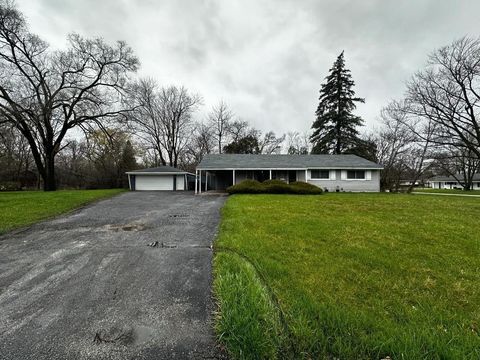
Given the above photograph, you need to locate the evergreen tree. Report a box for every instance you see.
[310,51,365,154]
[223,135,260,154]
[118,140,137,188]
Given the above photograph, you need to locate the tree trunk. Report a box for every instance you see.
[43,153,57,191]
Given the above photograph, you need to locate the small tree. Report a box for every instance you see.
[311,51,365,154]
[258,131,285,154]
[223,135,259,154]
[208,101,234,153]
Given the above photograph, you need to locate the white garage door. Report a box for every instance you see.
[135,175,173,191]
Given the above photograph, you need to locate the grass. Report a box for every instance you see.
[0,189,125,234]
[213,193,480,359]
[414,188,480,195]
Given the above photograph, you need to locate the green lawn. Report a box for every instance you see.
[414,188,480,195]
[0,189,125,234]
[213,193,480,359]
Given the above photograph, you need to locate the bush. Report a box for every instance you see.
[226,179,263,194]
[263,182,291,194]
[0,181,22,191]
[226,180,323,195]
[261,179,286,186]
[289,181,324,194]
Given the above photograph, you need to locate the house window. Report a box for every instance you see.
[311,170,330,179]
[347,170,365,179]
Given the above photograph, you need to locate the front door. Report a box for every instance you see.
[288,170,296,183]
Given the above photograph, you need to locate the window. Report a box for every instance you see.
[347,170,365,179]
[311,170,330,179]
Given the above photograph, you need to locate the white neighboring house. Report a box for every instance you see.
[195,154,383,193]
[126,166,194,191]
[427,174,480,190]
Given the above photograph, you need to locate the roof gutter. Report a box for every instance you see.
[196,167,384,171]
[125,171,194,175]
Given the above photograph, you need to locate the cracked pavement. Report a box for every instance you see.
[0,191,227,360]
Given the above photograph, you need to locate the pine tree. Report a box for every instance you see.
[310,51,365,154]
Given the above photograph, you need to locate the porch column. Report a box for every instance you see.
[195,170,198,194]
[199,170,202,194]
[205,171,208,192]
[269,170,272,180]
[305,169,308,182]
[233,169,236,185]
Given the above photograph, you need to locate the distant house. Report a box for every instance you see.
[195,154,383,193]
[427,174,480,190]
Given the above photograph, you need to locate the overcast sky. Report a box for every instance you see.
[17,0,480,135]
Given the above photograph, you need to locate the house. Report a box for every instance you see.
[195,154,383,193]
[427,174,480,190]
[126,166,194,191]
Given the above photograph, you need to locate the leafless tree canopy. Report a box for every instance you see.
[258,131,285,154]
[125,79,202,167]
[374,101,436,191]
[208,100,234,154]
[406,37,480,158]
[286,131,311,154]
[0,1,139,190]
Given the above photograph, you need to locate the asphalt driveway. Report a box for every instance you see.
[0,191,227,360]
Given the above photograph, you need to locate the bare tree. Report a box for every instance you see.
[0,121,33,185]
[258,131,285,154]
[208,100,233,153]
[182,121,215,169]
[124,79,167,165]
[377,100,437,192]
[125,80,202,167]
[406,37,480,158]
[286,131,312,154]
[0,2,139,190]
[433,145,480,190]
[402,116,436,192]
[227,119,252,143]
[375,101,419,191]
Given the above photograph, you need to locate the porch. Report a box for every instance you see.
[195,169,307,193]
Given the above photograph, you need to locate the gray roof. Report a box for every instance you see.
[429,173,480,182]
[197,154,383,169]
[126,165,188,174]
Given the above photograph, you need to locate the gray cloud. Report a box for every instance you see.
[17,0,480,134]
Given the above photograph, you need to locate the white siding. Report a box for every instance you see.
[135,175,173,191]
[307,169,381,192]
[296,170,306,181]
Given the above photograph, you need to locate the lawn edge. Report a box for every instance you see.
[0,189,125,238]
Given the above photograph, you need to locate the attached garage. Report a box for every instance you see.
[126,166,193,191]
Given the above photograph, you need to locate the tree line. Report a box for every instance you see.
[0,1,479,191]
[0,1,284,190]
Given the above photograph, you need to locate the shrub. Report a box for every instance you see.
[226,180,322,195]
[289,181,324,194]
[0,181,22,191]
[227,179,263,194]
[262,179,286,186]
[263,182,291,194]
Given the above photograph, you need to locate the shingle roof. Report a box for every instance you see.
[126,165,188,174]
[429,173,480,181]
[197,154,383,169]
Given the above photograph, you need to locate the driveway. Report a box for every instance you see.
[0,192,227,360]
